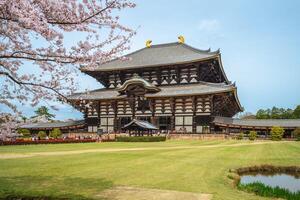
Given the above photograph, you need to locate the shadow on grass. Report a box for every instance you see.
[0,175,113,200]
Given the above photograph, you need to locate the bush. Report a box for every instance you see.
[238,182,300,200]
[37,131,47,139]
[18,129,31,138]
[249,131,257,141]
[50,128,62,139]
[270,126,284,141]
[237,132,244,140]
[292,128,300,141]
[116,136,166,142]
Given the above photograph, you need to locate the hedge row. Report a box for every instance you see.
[115,136,166,142]
[0,139,97,145]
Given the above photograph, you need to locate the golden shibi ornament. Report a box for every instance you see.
[145,40,152,48]
[178,35,185,44]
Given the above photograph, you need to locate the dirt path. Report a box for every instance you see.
[0,141,288,159]
[96,186,212,200]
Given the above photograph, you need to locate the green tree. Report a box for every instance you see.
[282,108,294,119]
[292,128,300,141]
[34,106,55,120]
[293,105,300,119]
[237,132,244,140]
[21,116,27,123]
[249,131,257,141]
[37,131,47,139]
[270,107,281,119]
[18,129,31,138]
[50,128,62,139]
[270,126,284,141]
[238,112,256,119]
[256,109,270,119]
[256,106,299,119]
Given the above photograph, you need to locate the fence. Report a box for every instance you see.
[168,133,227,140]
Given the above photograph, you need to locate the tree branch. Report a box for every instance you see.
[47,1,117,25]
[0,71,68,101]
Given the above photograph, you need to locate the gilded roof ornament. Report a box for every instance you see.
[178,35,185,44]
[146,40,152,48]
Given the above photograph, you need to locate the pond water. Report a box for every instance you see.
[240,173,300,193]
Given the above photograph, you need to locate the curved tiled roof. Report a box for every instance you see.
[213,116,300,128]
[67,82,237,100]
[20,120,85,130]
[81,42,220,72]
[67,88,121,100]
[146,82,235,98]
[117,76,160,93]
[123,119,158,130]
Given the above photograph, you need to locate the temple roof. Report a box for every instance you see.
[81,42,220,72]
[213,116,300,128]
[122,119,159,130]
[67,82,237,100]
[20,120,85,130]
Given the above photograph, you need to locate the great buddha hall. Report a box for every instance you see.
[28,37,297,136]
[67,37,242,134]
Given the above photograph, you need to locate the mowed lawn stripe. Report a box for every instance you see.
[0,141,289,159]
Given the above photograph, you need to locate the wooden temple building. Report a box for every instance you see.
[67,39,244,134]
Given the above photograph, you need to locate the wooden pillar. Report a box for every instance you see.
[128,95,136,119]
[192,96,197,133]
[196,64,201,82]
[150,99,156,125]
[176,66,181,84]
[156,69,162,86]
[187,66,191,83]
[209,95,215,133]
[111,100,118,132]
[119,71,125,85]
[166,68,170,84]
[170,97,175,132]
[97,101,101,127]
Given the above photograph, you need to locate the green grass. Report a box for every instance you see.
[115,136,166,142]
[238,182,300,200]
[0,140,299,200]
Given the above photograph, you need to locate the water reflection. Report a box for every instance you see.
[240,173,300,193]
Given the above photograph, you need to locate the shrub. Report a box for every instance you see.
[18,128,31,138]
[116,136,166,142]
[237,132,244,140]
[249,131,257,141]
[37,131,47,139]
[50,128,62,139]
[292,128,300,141]
[238,182,300,200]
[270,126,284,141]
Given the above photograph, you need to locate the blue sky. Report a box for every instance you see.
[3,0,300,120]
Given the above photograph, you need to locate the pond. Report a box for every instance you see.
[240,173,300,193]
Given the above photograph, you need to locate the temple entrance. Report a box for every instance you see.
[122,119,158,136]
[157,116,171,131]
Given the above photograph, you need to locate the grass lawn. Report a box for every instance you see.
[0,140,299,200]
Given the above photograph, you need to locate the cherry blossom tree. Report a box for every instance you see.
[0,0,136,136]
[0,113,18,140]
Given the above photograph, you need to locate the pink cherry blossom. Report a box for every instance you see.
[0,0,136,134]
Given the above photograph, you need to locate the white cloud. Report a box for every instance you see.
[198,19,221,32]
